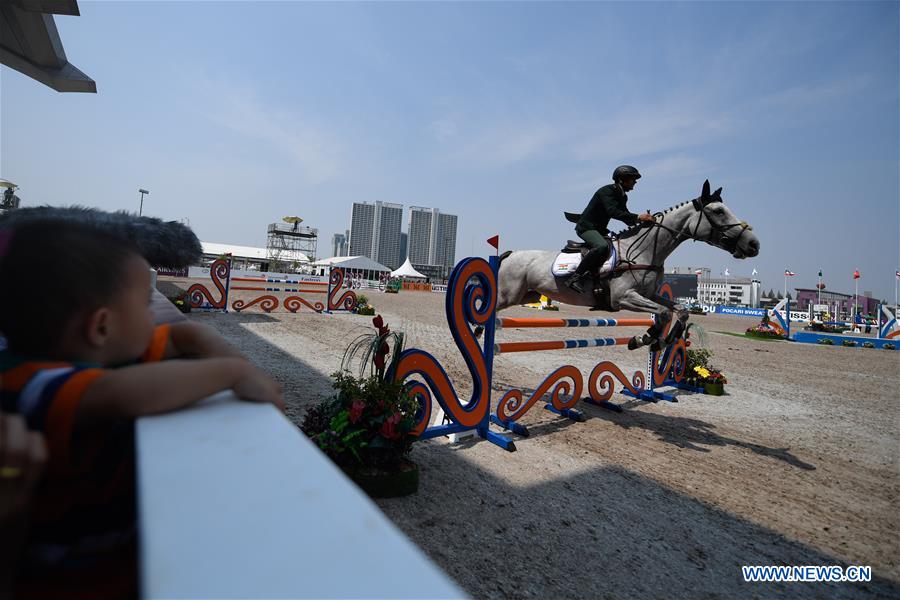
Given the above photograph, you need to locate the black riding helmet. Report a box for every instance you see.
[613,165,641,182]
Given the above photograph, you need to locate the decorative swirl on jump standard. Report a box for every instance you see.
[232,295,279,313]
[389,258,517,451]
[188,258,231,310]
[283,296,325,313]
[326,268,358,312]
[495,365,584,430]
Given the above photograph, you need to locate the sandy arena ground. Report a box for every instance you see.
[176,282,898,598]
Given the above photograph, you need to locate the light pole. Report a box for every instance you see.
[138,188,150,216]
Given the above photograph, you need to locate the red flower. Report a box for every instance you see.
[380,412,402,440]
[348,399,366,423]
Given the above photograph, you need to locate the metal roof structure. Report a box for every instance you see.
[1,0,95,93]
[312,255,391,272]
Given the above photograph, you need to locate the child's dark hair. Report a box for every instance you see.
[0,221,142,355]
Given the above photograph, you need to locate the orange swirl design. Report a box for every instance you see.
[653,338,687,386]
[232,295,279,313]
[284,296,325,313]
[497,365,583,422]
[327,268,358,311]
[391,257,494,431]
[588,360,646,402]
[188,258,230,309]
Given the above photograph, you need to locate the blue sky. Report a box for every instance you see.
[2,1,898,300]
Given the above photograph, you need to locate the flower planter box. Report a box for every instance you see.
[342,459,419,498]
[703,382,725,396]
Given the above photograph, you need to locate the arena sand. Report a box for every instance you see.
[186,287,898,599]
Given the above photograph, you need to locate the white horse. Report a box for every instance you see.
[493,181,760,350]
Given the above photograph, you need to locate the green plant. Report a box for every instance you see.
[818,338,834,345]
[842,339,856,347]
[356,293,369,305]
[357,305,375,316]
[300,315,418,469]
[685,348,712,371]
[862,342,875,348]
[884,343,895,350]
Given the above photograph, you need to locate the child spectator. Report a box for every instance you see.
[0,222,283,597]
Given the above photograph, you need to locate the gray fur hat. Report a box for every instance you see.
[0,206,202,268]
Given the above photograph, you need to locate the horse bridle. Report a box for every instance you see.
[650,197,753,253]
[614,196,753,276]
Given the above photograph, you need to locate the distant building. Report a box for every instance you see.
[331,232,349,258]
[698,277,753,306]
[794,288,880,317]
[407,206,458,280]
[349,203,375,258]
[349,201,403,269]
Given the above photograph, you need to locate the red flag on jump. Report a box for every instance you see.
[853,270,860,279]
[487,235,499,250]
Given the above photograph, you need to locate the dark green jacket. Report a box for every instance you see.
[576,183,639,234]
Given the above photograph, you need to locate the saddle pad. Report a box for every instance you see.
[551,244,617,277]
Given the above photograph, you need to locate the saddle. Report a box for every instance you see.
[551,239,618,278]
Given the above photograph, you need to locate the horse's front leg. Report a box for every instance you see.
[615,290,674,351]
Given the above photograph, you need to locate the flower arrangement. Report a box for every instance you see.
[355,293,375,316]
[167,291,192,313]
[745,313,783,339]
[300,316,420,495]
[683,348,727,394]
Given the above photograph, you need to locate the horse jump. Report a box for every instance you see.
[390,256,691,452]
[187,258,357,314]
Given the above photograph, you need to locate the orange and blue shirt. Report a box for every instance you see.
[0,324,170,595]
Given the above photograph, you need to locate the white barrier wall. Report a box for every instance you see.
[137,392,464,599]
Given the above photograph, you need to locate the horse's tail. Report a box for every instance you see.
[498,250,513,263]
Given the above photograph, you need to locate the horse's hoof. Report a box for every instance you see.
[665,320,686,345]
[627,337,640,351]
[474,325,485,339]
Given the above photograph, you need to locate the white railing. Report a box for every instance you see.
[136,392,463,599]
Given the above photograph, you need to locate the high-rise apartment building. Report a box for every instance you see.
[349,203,375,258]
[407,206,458,280]
[349,201,404,269]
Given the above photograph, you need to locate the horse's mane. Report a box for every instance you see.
[612,198,697,239]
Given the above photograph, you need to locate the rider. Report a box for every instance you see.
[565,165,655,293]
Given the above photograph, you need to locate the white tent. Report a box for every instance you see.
[391,257,427,279]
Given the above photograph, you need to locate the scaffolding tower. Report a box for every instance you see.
[266,218,317,271]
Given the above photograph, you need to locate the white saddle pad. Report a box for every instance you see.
[551,244,617,277]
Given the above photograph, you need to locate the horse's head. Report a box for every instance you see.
[689,180,760,259]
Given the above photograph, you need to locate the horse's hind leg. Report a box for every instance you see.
[615,290,673,350]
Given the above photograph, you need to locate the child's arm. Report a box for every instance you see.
[77,357,283,426]
[163,322,243,359]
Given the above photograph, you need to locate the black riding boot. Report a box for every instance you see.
[565,247,607,294]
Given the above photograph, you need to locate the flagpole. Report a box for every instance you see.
[854,276,858,321]
[783,272,787,299]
